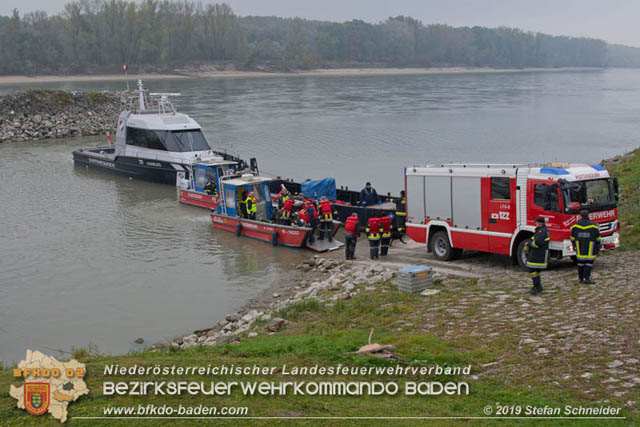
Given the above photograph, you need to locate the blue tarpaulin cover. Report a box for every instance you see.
[301,177,337,201]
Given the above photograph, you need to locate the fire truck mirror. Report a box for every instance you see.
[613,177,619,202]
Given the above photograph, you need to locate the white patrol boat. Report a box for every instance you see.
[73,80,249,184]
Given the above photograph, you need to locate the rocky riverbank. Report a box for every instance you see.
[0,89,121,143]
[156,257,419,350]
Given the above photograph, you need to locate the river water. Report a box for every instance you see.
[1,68,639,362]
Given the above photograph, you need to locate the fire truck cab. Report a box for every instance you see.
[404,163,620,269]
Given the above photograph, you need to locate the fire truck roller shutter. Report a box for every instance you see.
[451,177,482,229]
[406,175,426,220]
[450,176,487,252]
[425,176,452,222]
[405,174,427,243]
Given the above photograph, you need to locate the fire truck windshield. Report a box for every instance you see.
[562,178,615,212]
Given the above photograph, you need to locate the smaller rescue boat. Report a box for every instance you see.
[206,172,343,251]
[177,158,240,210]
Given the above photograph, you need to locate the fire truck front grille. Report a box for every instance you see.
[599,222,614,234]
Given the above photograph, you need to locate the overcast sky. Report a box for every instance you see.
[2,0,639,47]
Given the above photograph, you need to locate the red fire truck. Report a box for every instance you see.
[404,163,620,269]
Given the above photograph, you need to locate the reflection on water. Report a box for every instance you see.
[1,69,640,361]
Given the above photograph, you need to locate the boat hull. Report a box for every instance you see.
[73,149,181,184]
[211,213,311,247]
[179,189,219,210]
[73,147,247,185]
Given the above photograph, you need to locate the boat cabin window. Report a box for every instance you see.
[126,128,211,152]
[126,127,167,151]
[249,184,264,202]
[195,168,206,189]
[164,130,210,152]
[225,189,235,209]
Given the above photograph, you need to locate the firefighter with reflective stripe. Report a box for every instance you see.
[571,209,601,285]
[281,197,295,224]
[366,217,382,259]
[526,217,550,294]
[204,178,218,196]
[274,184,289,209]
[246,192,257,220]
[380,215,392,256]
[391,190,407,240]
[303,199,319,244]
[317,197,334,242]
[344,213,360,260]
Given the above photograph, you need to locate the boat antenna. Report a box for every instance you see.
[123,64,129,91]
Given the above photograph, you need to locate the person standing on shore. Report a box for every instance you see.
[380,215,392,256]
[344,213,360,260]
[366,216,382,259]
[392,190,407,238]
[571,210,601,284]
[526,217,550,294]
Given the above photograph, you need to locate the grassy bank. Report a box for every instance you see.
[1,268,638,425]
[604,148,640,250]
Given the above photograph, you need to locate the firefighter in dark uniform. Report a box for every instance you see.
[318,196,334,242]
[392,190,407,241]
[239,191,248,218]
[571,210,601,284]
[344,213,360,260]
[366,216,382,259]
[204,178,217,195]
[526,217,550,294]
[380,215,392,256]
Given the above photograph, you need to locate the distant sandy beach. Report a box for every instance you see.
[0,67,601,84]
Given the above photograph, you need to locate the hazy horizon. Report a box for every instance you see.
[1,0,639,48]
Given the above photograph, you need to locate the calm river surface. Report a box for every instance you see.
[1,68,639,362]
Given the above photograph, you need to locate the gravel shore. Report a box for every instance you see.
[0,89,120,143]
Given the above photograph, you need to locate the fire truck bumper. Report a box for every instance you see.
[601,233,621,250]
[557,233,620,257]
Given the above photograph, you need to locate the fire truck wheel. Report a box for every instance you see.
[431,231,456,261]
[570,256,578,265]
[516,239,530,271]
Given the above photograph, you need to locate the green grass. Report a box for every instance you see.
[88,91,110,104]
[2,281,636,425]
[604,148,640,250]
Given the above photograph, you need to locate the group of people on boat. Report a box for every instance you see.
[272,186,336,244]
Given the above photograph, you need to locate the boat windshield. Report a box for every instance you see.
[562,178,615,213]
[165,130,211,152]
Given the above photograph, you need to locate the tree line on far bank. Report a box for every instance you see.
[1,0,639,75]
